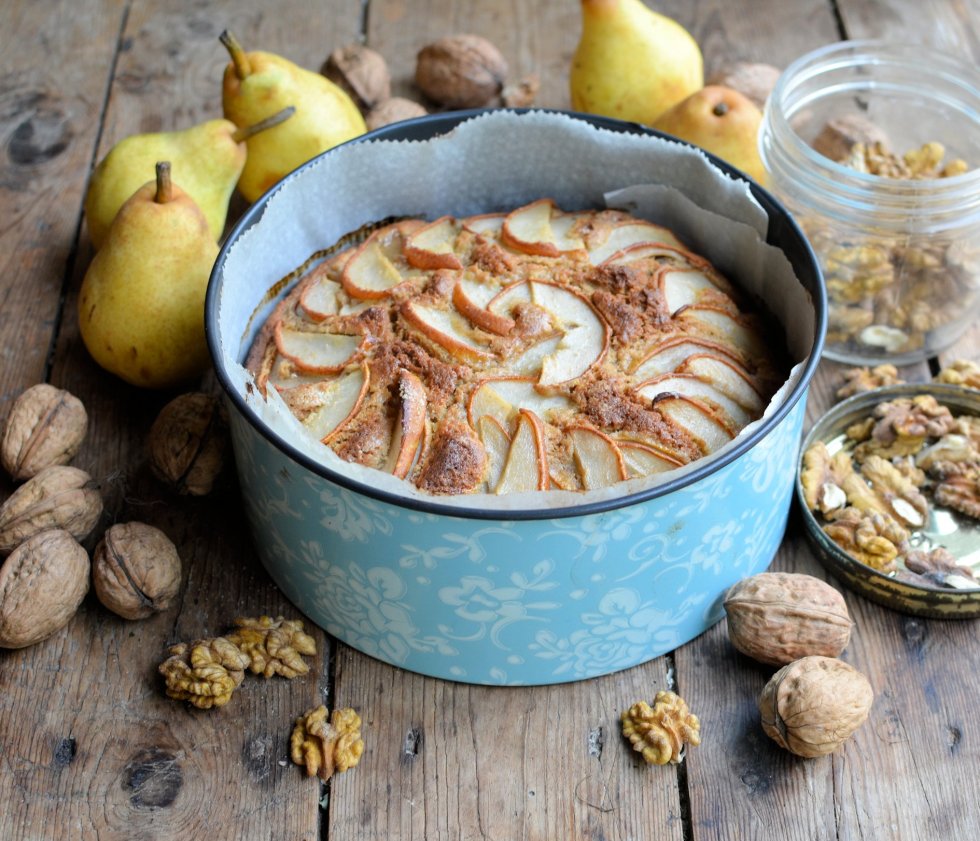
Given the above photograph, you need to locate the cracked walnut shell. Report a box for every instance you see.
[1,383,88,481]
[225,615,317,678]
[758,655,873,758]
[724,572,853,666]
[0,528,90,649]
[290,704,365,780]
[0,464,103,556]
[621,690,700,765]
[92,522,182,620]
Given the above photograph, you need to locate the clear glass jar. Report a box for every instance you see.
[759,40,980,365]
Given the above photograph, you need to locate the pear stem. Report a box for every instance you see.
[154,161,173,204]
[231,106,296,143]
[219,30,251,80]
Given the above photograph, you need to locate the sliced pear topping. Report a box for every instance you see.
[570,425,628,490]
[586,220,685,265]
[467,376,574,431]
[501,199,586,257]
[631,337,743,382]
[452,273,514,335]
[273,322,364,374]
[401,300,494,360]
[635,373,751,429]
[655,394,735,455]
[486,280,533,317]
[477,414,511,492]
[404,215,464,270]
[386,369,428,479]
[618,441,685,478]
[463,212,507,238]
[508,333,562,377]
[341,221,421,299]
[679,353,765,412]
[660,266,734,314]
[279,362,369,443]
[299,274,343,319]
[676,305,766,359]
[528,282,608,386]
[495,408,549,494]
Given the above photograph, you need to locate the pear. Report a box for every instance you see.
[78,162,218,389]
[220,30,367,203]
[652,85,768,185]
[570,0,703,125]
[84,109,294,250]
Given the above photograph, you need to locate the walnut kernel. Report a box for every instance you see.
[93,522,182,620]
[148,392,228,496]
[724,572,853,666]
[0,528,90,649]
[1,383,88,480]
[415,34,508,108]
[225,615,317,678]
[621,690,700,765]
[758,655,873,757]
[290,704,365,780]
[0,464,103,555]
[158,637,249,709]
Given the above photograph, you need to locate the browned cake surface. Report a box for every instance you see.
[245,200,786,496]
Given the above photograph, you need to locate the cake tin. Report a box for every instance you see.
[206,109,826,685]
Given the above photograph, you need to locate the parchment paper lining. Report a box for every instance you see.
[216,110,815,512]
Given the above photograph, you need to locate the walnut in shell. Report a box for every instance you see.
[1,383,88,480]
[0,528,90,649]
[92,521,182,620]
[323,43,391,112]
[415,34,508,108]
[366,97,428,131]
[724,572,854,665]
[0,464,103,555]
[758,655,873,757]
[148,392,228,496]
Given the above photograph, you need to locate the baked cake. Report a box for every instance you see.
[245,199,786,496]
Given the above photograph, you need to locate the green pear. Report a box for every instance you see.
[652,85,768,185]
[570,0,703,125]
[78,162,218,389]
[84,109,294,250]
[220,30,367,203]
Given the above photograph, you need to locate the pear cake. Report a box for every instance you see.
[245,199,787,496]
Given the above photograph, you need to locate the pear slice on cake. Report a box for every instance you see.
[618,440,686,478]
[494,409,550,493]
[467,376,574,432]
[404,215,465,270]
[452,273,514,336]
[635,372,751,429]
[652,393,734,455]
[631,336,744,382]
[273,322,365,374]
[477,414,511,492]
[278,362,370,443]
[386,370,428,479]
[500,199,588,257]
[569,425,628,489]
[401,300,495,361]
[585,220,686,265]
[342,220,424,299]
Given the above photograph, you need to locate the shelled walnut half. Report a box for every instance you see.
[621,690,700,765]
[290,705,365,780]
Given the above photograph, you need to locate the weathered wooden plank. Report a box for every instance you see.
[1,1,364,840]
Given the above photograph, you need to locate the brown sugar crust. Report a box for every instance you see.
[245,201,788,496]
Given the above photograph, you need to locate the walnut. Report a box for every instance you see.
[758,656,873,757]
[854,395,956,462]
[225,615,317,678]
[811,114,890,163]
[0,529,90,649]
[366,97,428,131]
[621,690,700,765]
[723,572,853,666]
[148,392,228,496]
[902,546,978,588]
[914,433,977,471]
[322,43,391,112]
[415,34,508,108]
[800,441,847,515]
[859,454,930,528]
[290,704,365,780]
[0,383,88,480]
[835,364,903,399]
[706,62,781,109]
[0,464,103,555]
[935,358,980,389]
[930,460,980,520]
[158,636,249,709]
[92,522,182,620]
[500,74,540,108]
[822,506,907,572]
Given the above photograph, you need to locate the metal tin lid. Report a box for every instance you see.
[796,382,980,618]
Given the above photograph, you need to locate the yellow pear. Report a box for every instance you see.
[652,85,768,185]
[78,162,218,389]
[570,0,703,125]
[220,30,366,203]
[84,110,294,250]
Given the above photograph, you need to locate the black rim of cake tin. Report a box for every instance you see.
[206,107,828,522]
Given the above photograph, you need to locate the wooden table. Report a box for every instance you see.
[3,1,979,838]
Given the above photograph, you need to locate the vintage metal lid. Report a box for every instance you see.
[796,382,980,618]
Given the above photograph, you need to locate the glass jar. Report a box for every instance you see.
[759,40,980,365]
